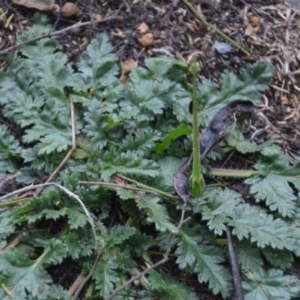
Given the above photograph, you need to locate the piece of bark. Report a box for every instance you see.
[12,0,58,12]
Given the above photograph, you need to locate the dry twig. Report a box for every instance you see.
[68,271,86,296]
[33,98,77,199]
[79,180,178,199]
[0,15,121,56]
[45,99,76,183]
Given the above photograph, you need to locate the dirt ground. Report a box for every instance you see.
[1,0,300,299]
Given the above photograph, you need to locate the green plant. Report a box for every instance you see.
[0,13,300,300]
[189,57,205,197]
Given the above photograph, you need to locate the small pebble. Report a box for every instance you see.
[215,42,232,54]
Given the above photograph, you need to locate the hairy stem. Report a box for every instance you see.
[209,168,257,178]
[189,57,205,197]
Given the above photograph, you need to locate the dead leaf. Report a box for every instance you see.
[138,22,149,33]
[61,2,82,18]
[122,59,138,74]
[119,60,138,84]
[139,33,154,47]
[173,170,190,203]
[79,37,89,51]
[245,24,254,36]
[250,15,260,26]
[200,100,254,159]
[281,95,289,105]
[173,155,192,202]
[112,29,126,38]
[114,175,126,187]
[93,14,102,22]
[172,101,254,198]
[11,0,58,12]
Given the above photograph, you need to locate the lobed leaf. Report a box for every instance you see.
[236,241,263,272]
[67,209,88,229]
[243,268,300,300]
[121,130,160,155]
[144,57,189,77]
[226,128,273,154]
[101,149,160,181]
[0,247,61,299]
[176,228,232,297]
[63,230,95,259]
[136,196,178,233]
[149,270,198,300]
[200,188,243,235]
[261,247,293,269]
[199,61,273,121]
[17,13,61,59]
[0,126,22,173]
[245,145,300,217]
[69,34,120,100]
[94,259,120,297]
[245,175,297,217]
[106,225,136,247]
[229,204,292,250]
[153,124,192,154]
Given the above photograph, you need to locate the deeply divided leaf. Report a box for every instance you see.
[176,228,232,297]
[1,13,296,300]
